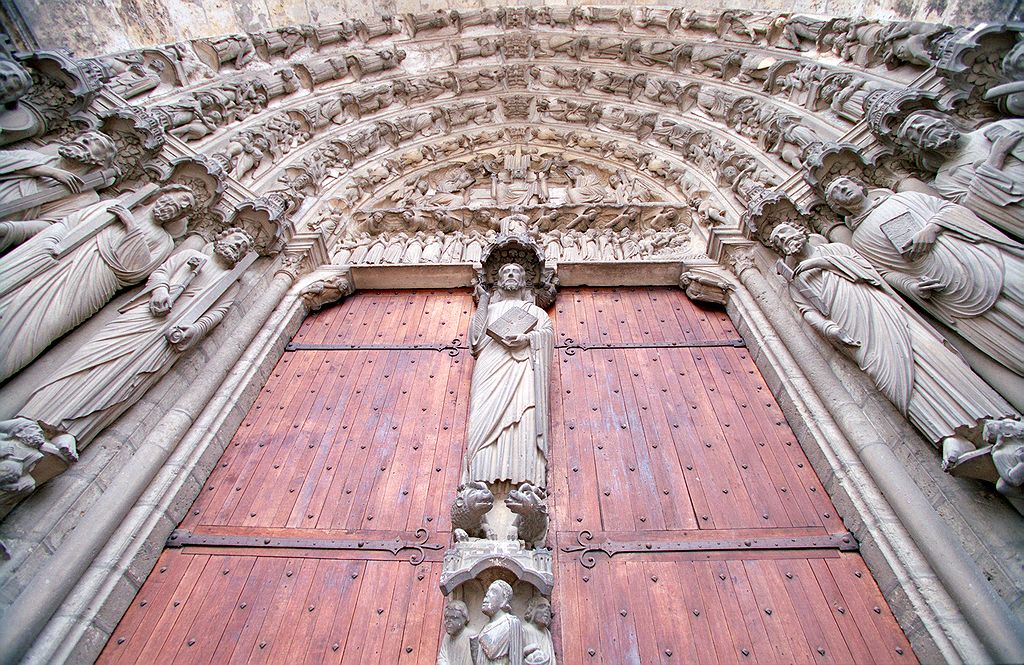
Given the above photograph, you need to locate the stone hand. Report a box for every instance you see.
[793,257,831,276]
[51,170,84,194]
[503,333,530,349]
[906,223,939,260]
[107,204,135,227]
[825,321,860,348]
[910,276,944,299]
[167,324,200,351]
[149,289,172,316]
[992,130,1024,156]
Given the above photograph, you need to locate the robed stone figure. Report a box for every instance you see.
[466,263,553,488]
[0,186,195,381]
[0,131,119,251]
[769,223,1016,465]
[13,229,255,448]
[825,177,1024,381]
[437,600,473,665]
[471,580,526,665]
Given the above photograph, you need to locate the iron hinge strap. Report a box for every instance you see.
[557,338,745,354]
[561,530,859,568]
[285,341,465,355]
[166,528,444,565]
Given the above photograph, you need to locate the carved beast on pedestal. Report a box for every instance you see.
[506,483,548,548]
[451,480,495,541]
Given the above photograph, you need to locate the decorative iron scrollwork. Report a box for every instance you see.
[561,529,858,568]
[558,337,745,355]
[166,527,445,565]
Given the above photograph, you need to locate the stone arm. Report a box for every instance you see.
[168,283,238,352]
[469,290,490,352]
[798,304,860,347]
[985,130,1023,169]
[788,279,860,347]
[881,269,944,301]
[14,164,84,193]
[0,219,51,252]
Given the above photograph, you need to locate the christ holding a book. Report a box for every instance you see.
[466,263,554,488]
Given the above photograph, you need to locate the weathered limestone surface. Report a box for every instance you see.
[0,4,1021,664]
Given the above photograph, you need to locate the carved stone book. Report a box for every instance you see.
[487,306,537,343]
[880,211,920,256]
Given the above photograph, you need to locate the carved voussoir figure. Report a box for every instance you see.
[0,184,196,382]
[11,228,255,458]
[769,222,1018,469]
[466,264,553,488]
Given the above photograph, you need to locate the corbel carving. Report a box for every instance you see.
[299,269,353,311]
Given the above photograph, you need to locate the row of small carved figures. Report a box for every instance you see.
[331,227,691,265]
[94,9,954,86]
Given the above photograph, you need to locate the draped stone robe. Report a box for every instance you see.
[933,119,1024,240]
[848,191,1024,377]
[787,242,1015,446]
[18,247,243,446]
[0,200,175,381]
[474,613,526,665]
[466,298,553,488]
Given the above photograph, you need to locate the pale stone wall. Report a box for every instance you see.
[7,0,1019,56]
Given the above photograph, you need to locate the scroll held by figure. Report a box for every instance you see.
[466,263,553,488]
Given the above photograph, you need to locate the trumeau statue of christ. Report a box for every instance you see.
[466,263,553,488]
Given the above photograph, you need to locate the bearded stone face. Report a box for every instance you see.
[58,132,117,168]
[904,114,961,154]
[770,223,808,257]
[214,232,252,264]
[497,263,527,292]
[152,191,196,224]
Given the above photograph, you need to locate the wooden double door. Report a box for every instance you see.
[99,288,916,664]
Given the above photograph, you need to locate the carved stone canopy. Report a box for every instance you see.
[478,232,558,308]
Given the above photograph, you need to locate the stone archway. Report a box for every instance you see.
[0,7,1022,665]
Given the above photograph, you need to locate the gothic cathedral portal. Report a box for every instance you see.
[98,287,916,664]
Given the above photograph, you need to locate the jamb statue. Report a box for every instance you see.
[769,222,1017,469]
[466,263,553,488]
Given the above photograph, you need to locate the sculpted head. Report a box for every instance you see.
[482,580,514,618]
[0,58,32,105]
[151,187,197,226]
[497,263,527,292]
[824,176,868,217]
[57,131,118,168]
[215,227,254,264]
[525,596,552,628]
[769,222,809,257]
[443,600,469,636]
[900,112,961,154]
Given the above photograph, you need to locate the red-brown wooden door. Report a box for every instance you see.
[101,287,917,664]
[547,288,918,665]
[98,290,473,664]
